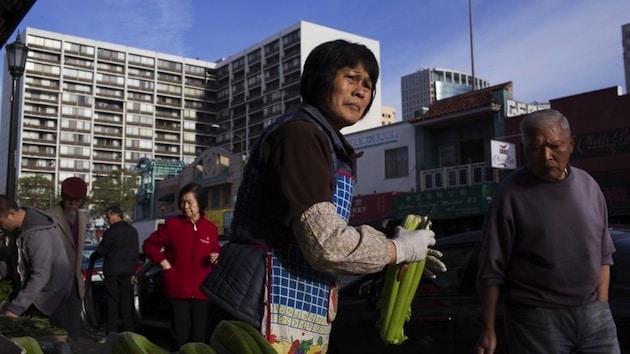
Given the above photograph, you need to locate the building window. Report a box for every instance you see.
[439,144,456,167]
[129,54,155,67]
[97,48,125,62]
[64,42,94,56]
[385,146,408,179]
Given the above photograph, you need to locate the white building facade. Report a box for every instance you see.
[1,21,382,195]
[345,121,416,196]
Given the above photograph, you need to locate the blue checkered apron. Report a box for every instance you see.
[262,171,354,354]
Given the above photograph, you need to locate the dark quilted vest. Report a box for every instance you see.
[230,103,356,247]
[201,104,357,327]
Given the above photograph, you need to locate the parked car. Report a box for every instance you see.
[132,259,170,330]
[81,243,107,330]
[94,230,630,352]
[82,243,105,283]
[328,227,630,354]
[131,240,230,330]
[83,249,173,332]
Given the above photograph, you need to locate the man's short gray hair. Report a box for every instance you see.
[520,109,571,145]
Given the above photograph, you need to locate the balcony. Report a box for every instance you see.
[420,162,500,191]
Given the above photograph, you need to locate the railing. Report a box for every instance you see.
[421,162,500,191]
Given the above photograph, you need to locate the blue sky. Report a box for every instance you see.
[5,0,630,117]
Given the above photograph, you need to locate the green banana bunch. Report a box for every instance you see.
[111,331,169,354]
[210,320,277,354]
[378,214,431,345]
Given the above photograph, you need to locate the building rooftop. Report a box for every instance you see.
[412,81,513,122]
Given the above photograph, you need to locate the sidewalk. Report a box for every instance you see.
[74,328,170,353]
[74,330,109,354]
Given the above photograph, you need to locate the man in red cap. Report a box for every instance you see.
[47,176,89,346]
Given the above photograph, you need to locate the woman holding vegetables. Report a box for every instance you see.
[202,39,446,354]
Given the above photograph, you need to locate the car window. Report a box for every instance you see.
[417,242,478,296]
[83,249,95,263]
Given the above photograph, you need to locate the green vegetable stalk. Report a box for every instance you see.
[378,214,430,345]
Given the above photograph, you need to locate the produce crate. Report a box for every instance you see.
[0,334,26,354]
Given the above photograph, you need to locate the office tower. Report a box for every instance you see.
[0,21,381,194]
[400,67,489,121]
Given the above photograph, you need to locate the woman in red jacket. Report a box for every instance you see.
[143,182,221,351]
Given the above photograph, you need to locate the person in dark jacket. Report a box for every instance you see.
[0,195,71,321]
[90,204,139,334]
[143,183,221,351]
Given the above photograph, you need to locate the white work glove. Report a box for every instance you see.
[423,248,447,279]
[391,226,436,264]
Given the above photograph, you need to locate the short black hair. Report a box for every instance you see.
[0,195,18,218]
[105,204,123,218]
[178,183,208,211]
[299,39,379,118]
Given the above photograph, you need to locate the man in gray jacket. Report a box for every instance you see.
[0,195,71,321]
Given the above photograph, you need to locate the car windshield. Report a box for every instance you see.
[82,247,97,264]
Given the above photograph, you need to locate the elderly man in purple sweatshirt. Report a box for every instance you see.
[475,109,620,354]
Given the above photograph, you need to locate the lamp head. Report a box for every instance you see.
[5,34,29,77]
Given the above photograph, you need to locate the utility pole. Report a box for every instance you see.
[469,0,476,91]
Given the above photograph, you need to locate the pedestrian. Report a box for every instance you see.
[89,204,139,335]
[47,176,90,345]
[201,39,447,354]
[475,109,620,353]
[0,195,72,322]
[142,182,221,351]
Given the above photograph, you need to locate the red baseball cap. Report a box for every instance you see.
[61,177,87,199]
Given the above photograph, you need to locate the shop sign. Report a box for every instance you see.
[349,192,397,224]
[393,185,495,219]
[490,139,517,169]
[574,128,630,158]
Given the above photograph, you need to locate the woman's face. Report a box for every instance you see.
[320,64,373,130]
[180,191,200,220]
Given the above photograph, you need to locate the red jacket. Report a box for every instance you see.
[143,215,220,299]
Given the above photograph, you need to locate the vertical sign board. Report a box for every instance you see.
[490,139,517,169]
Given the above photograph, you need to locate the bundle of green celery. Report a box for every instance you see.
[378,214,431,345]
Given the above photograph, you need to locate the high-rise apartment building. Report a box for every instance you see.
[0,21,381,194]
[400,67,489,121]
[212,21,381,152]
[623,23,630,94]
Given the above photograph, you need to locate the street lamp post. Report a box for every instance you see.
[5,34,29,201]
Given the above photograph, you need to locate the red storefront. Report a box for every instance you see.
[349,192,403,230]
